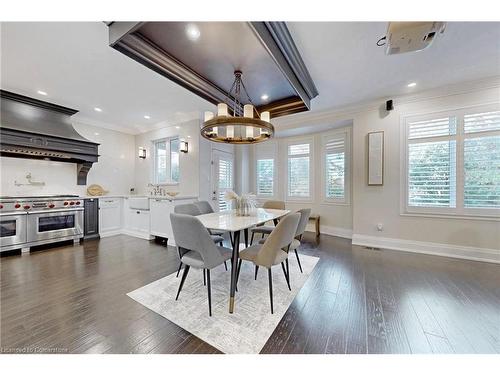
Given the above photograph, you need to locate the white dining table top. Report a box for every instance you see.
[197,208,290,232]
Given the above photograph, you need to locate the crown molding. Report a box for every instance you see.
[274,75,500,129]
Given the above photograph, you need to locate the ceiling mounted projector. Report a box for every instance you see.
[380,22,446,55]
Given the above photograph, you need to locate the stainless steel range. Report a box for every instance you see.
[0,195,84,252]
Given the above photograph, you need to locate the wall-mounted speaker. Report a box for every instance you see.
[386,99,394,111]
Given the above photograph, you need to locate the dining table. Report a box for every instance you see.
[197,208,290,313]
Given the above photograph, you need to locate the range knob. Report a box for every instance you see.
[64,201,69,206]
[75,201,81,205]
[23,205,31,210]
[48,204,55,208]
[69,201,75,206]
[15,203,21,209]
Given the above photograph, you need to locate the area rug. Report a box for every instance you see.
[127,253,319,354]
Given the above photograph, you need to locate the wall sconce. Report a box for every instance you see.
[180,141,189,153]
[138,147,147,159]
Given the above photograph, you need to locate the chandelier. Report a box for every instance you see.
[201,70,274,144]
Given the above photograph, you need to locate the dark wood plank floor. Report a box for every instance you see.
[1,233,499,354]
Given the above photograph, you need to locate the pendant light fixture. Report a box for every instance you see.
[201,70,274,144]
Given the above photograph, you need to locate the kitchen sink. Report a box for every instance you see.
[128,197,150,210]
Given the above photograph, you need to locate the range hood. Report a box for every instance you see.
[0,90,99,185]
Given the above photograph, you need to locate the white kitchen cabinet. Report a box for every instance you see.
[150,198,196,245]
[99,197,123,237]
[123,198,152,240]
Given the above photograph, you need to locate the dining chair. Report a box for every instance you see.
[236,212,300,314]
[170,213,233,316]
[194,200,234,245]
[288,208,311,273]
[250,200,285,245]
[173,203,226,277]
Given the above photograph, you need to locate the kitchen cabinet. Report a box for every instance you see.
[83,198,99,240]
[99,198,122,237]
[123,198,152,240]
[150,198,196,245]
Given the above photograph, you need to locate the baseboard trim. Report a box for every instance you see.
[351,234,500,264]
[99,230,123,238]
[305,224,353,239]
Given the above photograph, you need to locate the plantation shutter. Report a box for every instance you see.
[463,111,500,208]
[288,143,311,198]
[256,159,274,196]
[325,135,346,200]
[407,116,457,208]
[218,157,233,211]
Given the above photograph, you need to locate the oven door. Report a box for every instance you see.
[0,212,27,248]
[27,209,84,243]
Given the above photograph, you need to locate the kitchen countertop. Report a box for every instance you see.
[79,195,198,201]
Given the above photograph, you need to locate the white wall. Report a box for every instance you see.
[0,122,135,196]
[351,85,500,250]
[134,119,205,197]
[268,80,500,252]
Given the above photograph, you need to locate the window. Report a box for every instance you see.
[287,140,312,200]
[153,137,180,184]
[323,130,350,204]
[255,141,277,198]
[403,105,500,217]
[256,159,274,196]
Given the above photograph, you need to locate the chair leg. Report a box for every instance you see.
[235,259,242,289]
[175,265,190,300]
[230,233,234,248]
[176,262,182,278]
[281,262,291,291]
[294,249,303,273]
[206,269,212,316]
[254,265,259,280]
[286,258,291,289]
[203,269,206,286]
[224,260,228,271]
[250,232,255,245]
[268,268,274,314]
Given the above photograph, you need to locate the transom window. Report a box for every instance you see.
[403,104,500,217]
[153,137,180,184]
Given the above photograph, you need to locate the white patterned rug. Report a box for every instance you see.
[127,254,319,354]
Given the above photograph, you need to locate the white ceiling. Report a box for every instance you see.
[288,22,500,112]
[0,22,212,134]
[1,22,499,135]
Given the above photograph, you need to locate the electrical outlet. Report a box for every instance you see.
[377,223,384,231]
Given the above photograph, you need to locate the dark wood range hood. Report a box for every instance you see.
[0,90,99,185]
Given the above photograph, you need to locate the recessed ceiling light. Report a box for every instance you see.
[187,135,191,138]
[186,23,201,41]
[144,115,151,119]
[407,82,417,88]
[175,126,180,129]
[94,132,100,136]
[94,107,102,112]
[261,94,269,101]
[37,90,48,96]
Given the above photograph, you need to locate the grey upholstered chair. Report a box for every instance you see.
[194,200,233,242]
[170,213,233,316]
[236,212,300,314]
[250,200,286,244]
[173,203,226,277]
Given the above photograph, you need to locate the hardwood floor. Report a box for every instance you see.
[1,234,499,354]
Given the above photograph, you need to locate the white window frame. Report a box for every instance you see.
[254,141,278,199]
[152,136,180,185]
[285,137,314,202]
[400,103,500,219]
[321,128,351,205]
